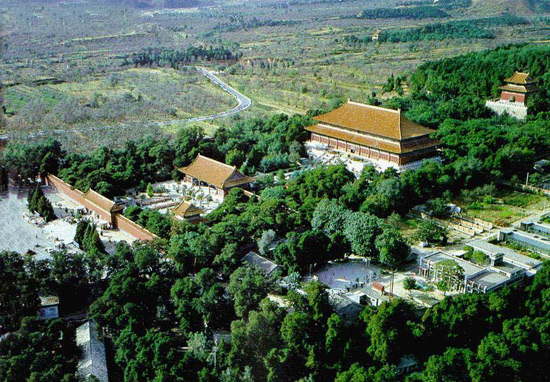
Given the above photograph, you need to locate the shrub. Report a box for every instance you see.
[403,277,416,290]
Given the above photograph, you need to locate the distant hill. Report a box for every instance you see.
[526,0,550,11]
[468,0,534,15]
[96,0,206,9]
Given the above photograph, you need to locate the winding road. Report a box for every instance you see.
[0,66,252,140]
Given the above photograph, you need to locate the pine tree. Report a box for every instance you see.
[74,220,89,247]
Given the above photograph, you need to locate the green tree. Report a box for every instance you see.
[434,260,465,292]
[412,348,474,382]
[228,267,275,318]
[363,299,416,364]
[311,199,351,235]
[415,220,448,245]
[343,212,383,258]
[375,226,410,267]
[146,183,154,197]
[0,251,40,334]
[403,277,416,290]
[0,317,80,382]
[230,300,285,381]
[258,229,276,255]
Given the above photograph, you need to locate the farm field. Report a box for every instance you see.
[456,189,548,227]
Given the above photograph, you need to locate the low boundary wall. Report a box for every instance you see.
[45,174,157,241]
[113,214,157,241]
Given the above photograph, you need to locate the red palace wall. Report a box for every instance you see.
[46,175,86,205]
[311,134,400,164]
[46,175,114,223]
[113,214,157,241]
[310,133,437,166]
[45,174,157,241]
[501,91,526,103]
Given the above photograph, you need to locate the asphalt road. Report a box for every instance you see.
[1,66,252,140]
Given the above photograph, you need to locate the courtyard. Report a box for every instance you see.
[0,185,59,260]
[0,185,136,259]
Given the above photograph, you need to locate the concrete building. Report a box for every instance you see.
[346,287,388,307]
[76,321,109,382]
[520,221,550,239]
[418,251,525,294]
[329,292,365,324]
[468,239,542,276]
[498,229,550,256]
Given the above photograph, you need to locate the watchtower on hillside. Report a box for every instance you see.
[486,71,539,120]
[499,72,538,105]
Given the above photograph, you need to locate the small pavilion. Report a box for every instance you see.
[172,200,203,221]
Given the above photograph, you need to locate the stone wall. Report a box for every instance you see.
[486,100,527,120]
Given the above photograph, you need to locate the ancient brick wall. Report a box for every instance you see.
[113,214,157,241]
[46,174,156,241]
[501,91,526,103]
[46,175,86,205]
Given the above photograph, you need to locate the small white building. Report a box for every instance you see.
[38,295,59,320]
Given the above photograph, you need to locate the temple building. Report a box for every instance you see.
[486,71,539,120]
[306,101,440,170]
[178,154,255,200]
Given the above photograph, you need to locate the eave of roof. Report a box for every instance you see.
[504,71,536,85]
[312,101,435,140]
[499,84,539,93]
[178,154,254,189]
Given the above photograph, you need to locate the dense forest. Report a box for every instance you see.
[382,22,494,42]
[3,209,550,381]
[2,114,311,198]
[344,15,528,45]
[354,6,449,20]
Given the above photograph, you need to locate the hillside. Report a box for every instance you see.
[468,0,534,16]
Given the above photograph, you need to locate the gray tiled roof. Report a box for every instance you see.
[76,321,109,382]
[242,251,281,276]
